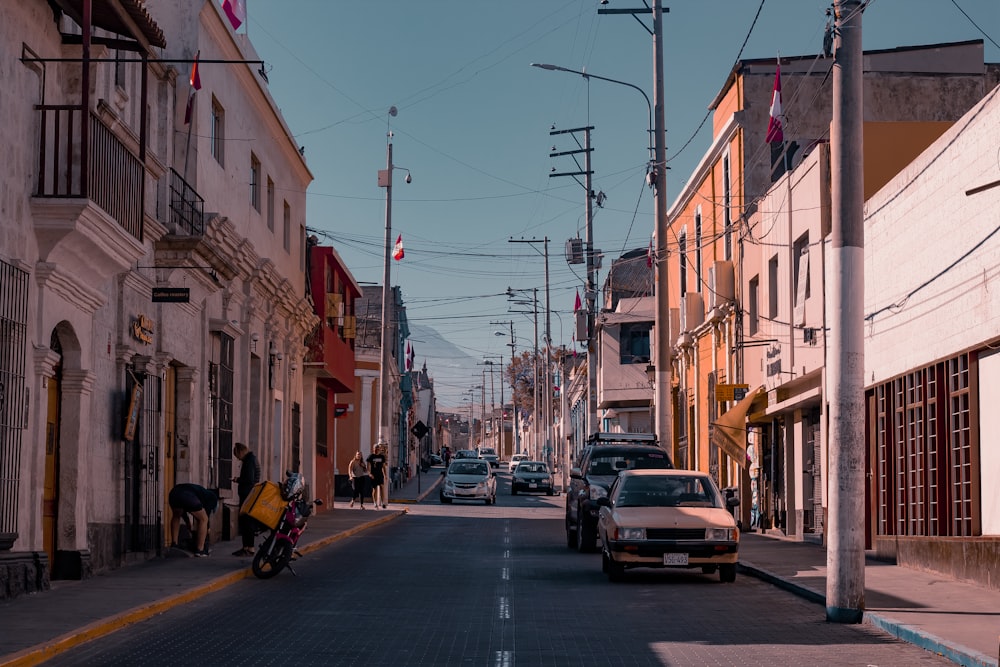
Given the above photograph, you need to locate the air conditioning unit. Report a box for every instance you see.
[680,292,705,332]
[707,260,735,309]
[574,309,588,342]
[565,238,584,264]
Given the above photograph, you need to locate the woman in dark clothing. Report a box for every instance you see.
[232,442,261,556]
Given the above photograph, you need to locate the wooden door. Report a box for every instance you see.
[43,371,60,565]
[163,367,176,546]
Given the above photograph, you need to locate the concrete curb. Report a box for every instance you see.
[0,511,407,667]
[738,561,998,667]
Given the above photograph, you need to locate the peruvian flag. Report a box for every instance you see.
[183,51,201,125]
[766,62,784,144]
[222,0,246,31]
[574,290,582,312]
[646,235,654,268]
[392,234,404,261]
[405,341,415,371]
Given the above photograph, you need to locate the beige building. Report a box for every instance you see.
[0,0,314,597]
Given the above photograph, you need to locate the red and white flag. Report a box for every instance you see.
[646,236,654,268]
[222,0,246,31]
[574,290,582,312]
[184,51,201,125]
[766,62,784,144]
[392,234,404,261]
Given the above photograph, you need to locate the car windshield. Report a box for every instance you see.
[516,463,548,474]
[588,451,671,475]
[450,462,488,476]
[479,449,496,456]
[615,476,723,508]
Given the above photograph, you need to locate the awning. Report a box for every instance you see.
[709,386,766,468]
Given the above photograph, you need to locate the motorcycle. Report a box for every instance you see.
[251,471,323,579]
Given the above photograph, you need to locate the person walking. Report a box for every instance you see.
[168,482,218,557]
[348,451,370,509]
[231,442,261,556]
[367,443,388,509]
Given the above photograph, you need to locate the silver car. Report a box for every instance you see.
[440,459,497,505]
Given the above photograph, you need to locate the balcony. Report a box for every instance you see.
[304,323,356,393]
[167,168,205,236]
[31,105,146,289]
[34,105,143,240]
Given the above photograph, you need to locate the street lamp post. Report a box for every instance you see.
[377,107,411,488]
[493,322,519,454]
[532,62,654,441]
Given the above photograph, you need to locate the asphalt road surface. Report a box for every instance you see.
[47,472,953,666]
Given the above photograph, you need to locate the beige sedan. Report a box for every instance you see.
[596,469,740,582]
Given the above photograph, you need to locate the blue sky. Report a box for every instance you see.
[246,0,999,407]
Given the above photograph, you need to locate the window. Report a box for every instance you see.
[723,154,732,260]
[283,201,291,252]
[211,333,234,486]
[793,233,810,325]
[870,353,976,538]
[266,177,275,231]
[619,323,651,365]
[316,388,329,457]
[748,275,759,335]
[679,229,688,296]
[250,153,261,212]
[694,209,703,293]
[768,254,779,320]
[211,97,224,165]
[300,224,307,272]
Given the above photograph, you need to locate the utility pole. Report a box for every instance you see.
[599,0,672,456]
[547,128,598,436]
[509,238,554,467]
[492,320,518,455]
[827,0,865,624]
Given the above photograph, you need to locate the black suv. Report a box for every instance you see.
[565,433,673,552]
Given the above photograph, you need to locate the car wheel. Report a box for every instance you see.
[546,488,554,496]
[511,487,517,495]
[601,549,610,573]
[565,515,577,549]
[719,564,737,583]
[440,494,452,504]
[576,512,595,553]
[606,553,624,582]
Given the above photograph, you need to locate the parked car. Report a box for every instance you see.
[454,449,478,460]
[510,461,554,496]
[597,469,740,582]
[508,453,528,473]
[477,447,500,468]
[565,436,672,552]
[439,459,497,505]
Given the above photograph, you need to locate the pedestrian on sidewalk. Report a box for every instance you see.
[168,483,218,557]
[348,451,370,509]
[231,442,260,556]
[368,442,388,509]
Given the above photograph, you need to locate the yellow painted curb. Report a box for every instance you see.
[0,510,406,667]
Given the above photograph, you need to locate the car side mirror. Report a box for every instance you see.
[570,467,582,479]
[595,496,611,508]
[726,495,740,508]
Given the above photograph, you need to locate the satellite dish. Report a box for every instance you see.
[388,106,398,117]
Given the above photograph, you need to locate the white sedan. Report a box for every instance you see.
[508,453,528,473]
[439,460,497,505]
[597,469,740,582]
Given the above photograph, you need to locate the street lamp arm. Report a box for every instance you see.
[531,63,652,158]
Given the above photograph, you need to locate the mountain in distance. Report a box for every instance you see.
[407,323,482,412]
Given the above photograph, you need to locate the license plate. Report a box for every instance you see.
[664,553,688,566]
[529,483,537,488]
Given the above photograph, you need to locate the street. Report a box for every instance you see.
[46,472,953,667]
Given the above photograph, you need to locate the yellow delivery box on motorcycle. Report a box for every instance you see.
[240,481,285,529]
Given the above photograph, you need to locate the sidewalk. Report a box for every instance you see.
[0,471,443,667]
[2,469,997,667]
[738,532,1000,667]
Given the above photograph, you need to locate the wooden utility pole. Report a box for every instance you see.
[827,0,865,624]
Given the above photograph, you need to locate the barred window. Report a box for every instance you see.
[869,352,977,538]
